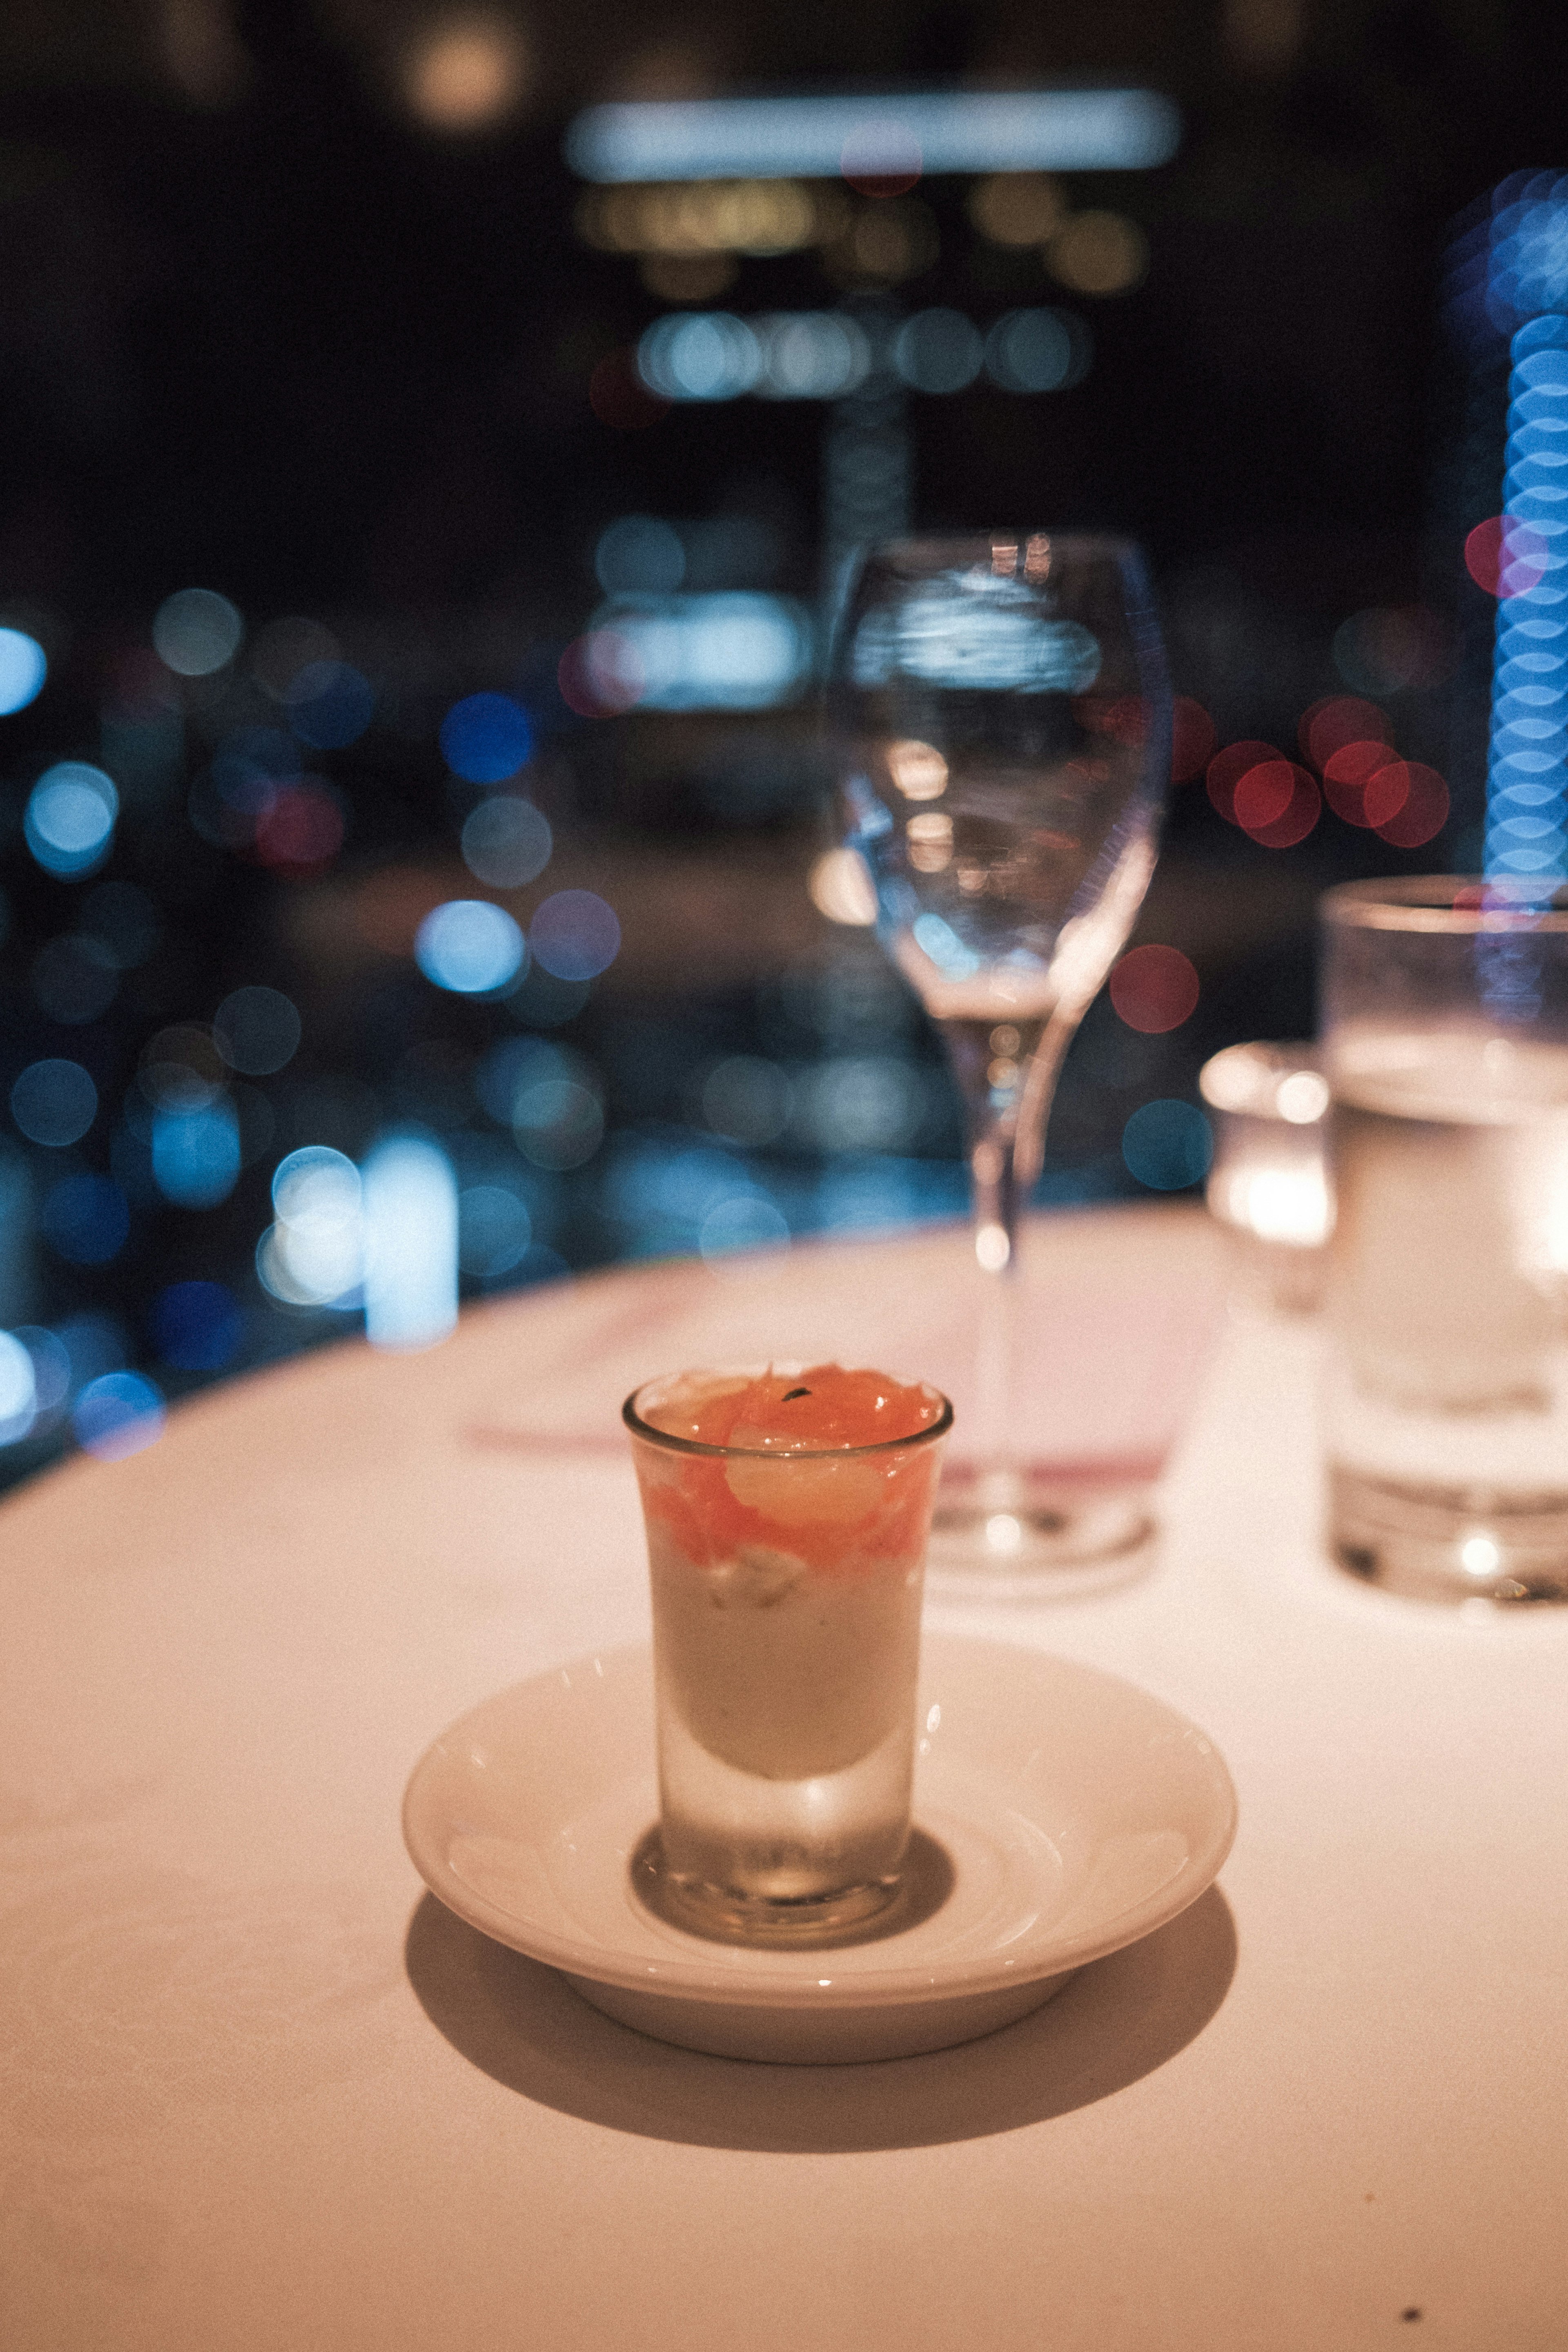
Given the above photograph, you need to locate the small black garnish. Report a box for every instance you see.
[782,1386,811,1401]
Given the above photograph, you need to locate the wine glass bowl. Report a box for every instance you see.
[829,531,1172,1587]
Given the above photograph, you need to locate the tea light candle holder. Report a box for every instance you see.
[1198,1041,1332,1312]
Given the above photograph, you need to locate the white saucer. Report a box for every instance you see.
[402,1636,1237,2065]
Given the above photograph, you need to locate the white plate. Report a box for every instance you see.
[403,1636,1237,2065]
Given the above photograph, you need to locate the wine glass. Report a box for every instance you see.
[827,531,1172,1588]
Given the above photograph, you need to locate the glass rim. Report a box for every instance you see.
[1321,876,1568,934]
[623,1375,954,1460]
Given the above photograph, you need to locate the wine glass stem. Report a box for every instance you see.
[949,1013,1077,1501]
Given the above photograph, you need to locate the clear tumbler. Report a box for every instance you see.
[1321,879,1568,1603]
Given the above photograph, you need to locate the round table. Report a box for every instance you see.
[4,1204,1565,2350]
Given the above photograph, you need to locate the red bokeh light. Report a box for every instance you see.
[1240,764,1320,848]
[254,783,344,875]
[1232,759,1296,831]
[1109,944,1200,1033]
[1322,739,1397,826]
[588,351,668,431]
[1206,739,1280,825]
[1370,762,1449,848]
[558,630,644,717]
[1464,515,1549,599]
[1300,695,1392,771]
[1171,696,1216,782]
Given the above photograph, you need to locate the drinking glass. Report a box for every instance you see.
[827,533,1171,1584]
[625,1370,952,1942]
[1321,878,1568,1604]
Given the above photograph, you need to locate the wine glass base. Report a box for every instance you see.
[925,1484,1155,1600]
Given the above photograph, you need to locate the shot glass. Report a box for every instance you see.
[1321,879,1568,1604]
[624,1370,952,1943]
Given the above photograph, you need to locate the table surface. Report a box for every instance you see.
[4,1203,1566,2352]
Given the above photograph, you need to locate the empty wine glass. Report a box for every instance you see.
[828,531,1172,1588]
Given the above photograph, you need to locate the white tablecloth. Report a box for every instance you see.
[4,1204,1566,2350]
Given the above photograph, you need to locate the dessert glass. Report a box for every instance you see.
[624,1367,952,1944]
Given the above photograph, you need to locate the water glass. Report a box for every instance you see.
[1321,879,1568,1603]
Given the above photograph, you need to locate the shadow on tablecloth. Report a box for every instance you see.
[403,1885,1236,2152]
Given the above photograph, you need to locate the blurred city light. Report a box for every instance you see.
[755,312,871,399]
[595,516,686,593]
[0,1330,36,1443]
[24,763,118,878]
[577,179,823,258]
[528,889,620,981]
[152,1100,241,1207]
[285,660,375,748]
[457,1184,532,1276]
[638,312,762,401]
[1109,945,1200,1033]
[439,691,534,782]
[253,781,346,873]
[139,1025,225,1111]
[460,795,552,888]
[566,91,1181,183]
[0,627,47,715]
[415,899,526,993]
[1046,211,1149,296]
[1171,697,1218,782]
[702,1056,794,1145]
[983,308,1091,393]
[11,1060,98,1148]
[152,588,244,676]
[213,986,301,1075]
[636,306,1078,405]
[968,173,1065,245]
[586,594,813,710]
[260,1146,363,1309]
[893,310,984,394]
[73,1371,165,1461]
[1486,321,1568,880]
[512,1077,603,1169]
[404,16,528,133]
[363,1137,458,1350]
[1122,1099,1214,1190]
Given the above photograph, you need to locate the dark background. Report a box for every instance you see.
[0,0,1559,1478]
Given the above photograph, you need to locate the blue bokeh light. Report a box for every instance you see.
[73,1371,165,1461]
[40,1174,131,1266]
[439,692,535,783]
[416,899,526,994]
[0,626,48,715]
[529,889,620,982]
[11,1059,98,1148]
[152,1101,242,1207]
[153,588,244,676]
[151,1281,243,1372]
[285,661,376,749]
[461,795,552,887]
[24,763,119,878]
[0,1330,37,1443]
[1122,1099,1214,1191]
